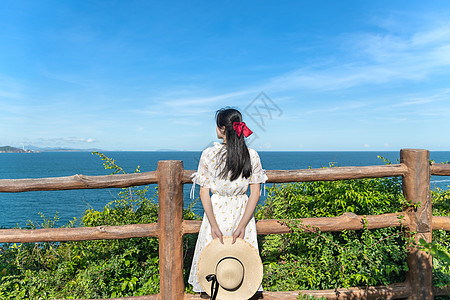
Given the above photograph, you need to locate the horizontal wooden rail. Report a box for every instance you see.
[182,212,410,235]
[297,282,411,299]
[0,223,159,243]
[183,164,408,184]
[184,282,411,299]
[432,216,450,231]
[431,163,450,176]
[4,213,447,244]
[62,281,432,300]
[434,285,450,296]
[0,164,407,193]
[0,171,158,193]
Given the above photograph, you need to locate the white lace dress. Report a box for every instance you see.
[188,142,268,292]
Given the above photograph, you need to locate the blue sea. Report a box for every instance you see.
[1,151,449,229]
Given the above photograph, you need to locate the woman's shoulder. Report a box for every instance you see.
[247,147,262,164]
[247,147,260,156]
[201,142,224,157]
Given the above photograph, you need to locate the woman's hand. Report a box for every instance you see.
[199,186,223,244]
[232,226,245,244]
[211,225,224,244]
[232,183,260,244]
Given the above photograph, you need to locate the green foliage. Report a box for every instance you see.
[255,157,450,292]
[0,153,198,299]
[92,151,140,175]
[433,187,450,217]
[430,171,450,289]
[0,154,449,298]
[0,189,161,298]
[256,159,406,220]
[420,237,450,266]
[256,174,409,290]
[425,229,450,289]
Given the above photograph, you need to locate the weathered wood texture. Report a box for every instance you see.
[297,282,411,299]
[3,212,446,244]
[183,212,409,235]
[184,282,410,299]
[401,149,433,300]
[433,216,450,231]
[0,211,421,243]
[0,163,407,193]
[0,172,158,193]
[0,223,159,243]
[434,285,450,296]
[68,295,158,300]
[184,164,407,184]
[430,163,450,175]
[157,160,185,299]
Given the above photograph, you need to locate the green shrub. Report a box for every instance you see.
[256,159,450,292]
[0,153,199,299]
[256,172,410,291]
[0,155,449,298]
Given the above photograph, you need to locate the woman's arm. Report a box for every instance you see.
[232,183,260,243]
[200,186,224,244]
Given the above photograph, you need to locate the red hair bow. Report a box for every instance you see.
[233,122,253,137]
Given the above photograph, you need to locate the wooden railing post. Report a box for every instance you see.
[401,149,433,299]
[157,160,184,299]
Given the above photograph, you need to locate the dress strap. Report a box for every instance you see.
[261,169,267,196]
[190,172,197,200]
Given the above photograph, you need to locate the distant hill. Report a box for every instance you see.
[0,146,28,153]
[0,145,103,153]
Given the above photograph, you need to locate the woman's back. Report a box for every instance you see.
[196,142,265,197]
[188,107,267,297]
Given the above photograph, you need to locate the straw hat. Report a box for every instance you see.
[197,237,263,300]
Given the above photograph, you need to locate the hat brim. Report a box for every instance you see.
[197,237,263,300]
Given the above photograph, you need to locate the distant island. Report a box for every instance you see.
[0,146,36,153]
[0,145,102,153]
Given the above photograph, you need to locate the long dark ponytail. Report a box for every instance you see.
[215,107,252,181]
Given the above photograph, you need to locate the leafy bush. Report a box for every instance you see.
[256,170,410,291]
[0,186,162,298]
[256,159,450,292]
[430,186,450,291]
[0,155,449,298]
[0,153,199,299]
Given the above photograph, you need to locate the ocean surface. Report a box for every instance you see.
[1,150,449,229]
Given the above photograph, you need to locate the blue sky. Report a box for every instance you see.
[1,1,450,151]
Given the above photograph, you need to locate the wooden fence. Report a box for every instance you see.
[0,148,450,299]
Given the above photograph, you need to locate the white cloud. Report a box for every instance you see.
[303,101,367,115]
[267,23,450,92]
[262,142,272,149]
[390,98,434,107]
[412,27,450,46]
[34,137,97,145]
[136,89,257,118]
[373,88,450,118]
